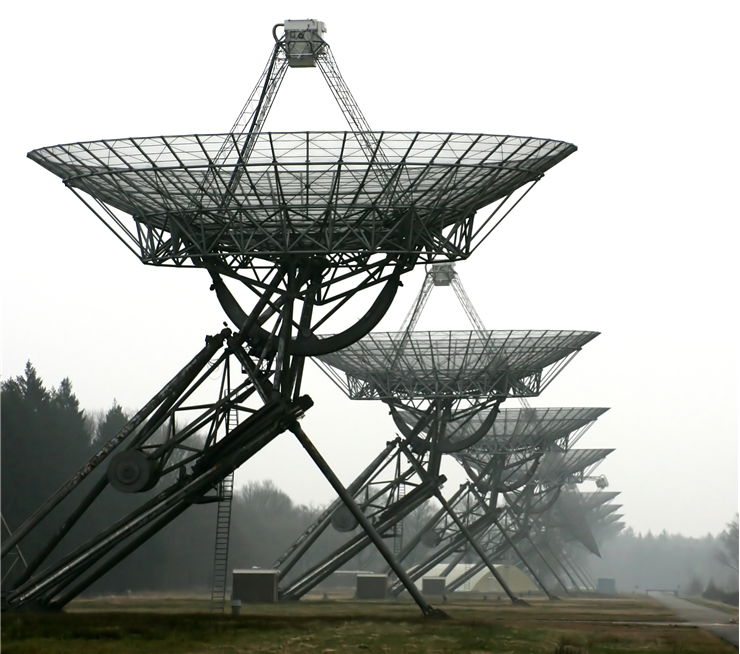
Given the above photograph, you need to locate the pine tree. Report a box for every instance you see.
[1,363,94,556]
[19,361,50,410]
[97,400,129,443]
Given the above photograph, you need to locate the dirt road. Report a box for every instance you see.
[649,591,738,647]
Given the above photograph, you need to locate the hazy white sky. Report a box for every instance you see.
[2,1,737,538]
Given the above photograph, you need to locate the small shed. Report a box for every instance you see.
[232,569,279,603]
[356,573,387,599]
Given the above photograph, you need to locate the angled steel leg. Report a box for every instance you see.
[394,446,527,605]
[279,480,438,600]
[389,530,475,594]
[6,393,311,610]
[560,547,594,590]
[523,534,570,593]
[1,332,227,560]
[0,516,27,586]
[465,481,557,599]
[538,539,580,590]
[275,439,401,580]
[290,424,448,619]
[492,519,558,599]
[430,491,528,605]
[1,320,317,611]
[276,438,445,602]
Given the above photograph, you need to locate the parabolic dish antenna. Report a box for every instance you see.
[29,132,575,268]
[407,407,609,453]
[317,329,599,400]
[536,448,614,484]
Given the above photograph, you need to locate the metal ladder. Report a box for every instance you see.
[210,473,235,611]
[392,458,407,556]
[317,48,371,134]
[392,487,407,556]
[210,409,238,612]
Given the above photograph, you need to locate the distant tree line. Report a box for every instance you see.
[587,522,738,605]
[1,363,433,597]
[3,363,735,602]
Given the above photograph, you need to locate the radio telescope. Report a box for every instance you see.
[3,20,577,614]
[395,408,609,597]
[273,265,598,603]
[400,446,614,596]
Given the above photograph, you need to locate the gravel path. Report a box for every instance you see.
[649,591,738,647]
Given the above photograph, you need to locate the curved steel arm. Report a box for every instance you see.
[490,453,545,493]
[510,483,563,520]
[209,262,404,357]
[388,404,435,451]
[389,401,502,454]
[437,402,502,453]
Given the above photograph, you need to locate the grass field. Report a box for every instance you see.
[2,595,736,654]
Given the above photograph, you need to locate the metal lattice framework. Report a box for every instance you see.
[437,407,608,471]
[521,486,625,588]
[588,503,623,520]
[278,309,596,604]
[457,411,606,494]
[542,488,607,556]
[275,439,446,601]
[419,448,615,595]
[565,491,621,511]
[342,269,620,600]
[541,490,621,535]
[454,408,609,451]
[508,452,614,571]
[280,259,600,603]
[317,330,598,401]
[387,413,610,595]
[535,448,614,485]
[7,20,581,617]
[28,132,575,269]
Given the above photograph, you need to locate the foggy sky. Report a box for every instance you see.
[1,1,737,538]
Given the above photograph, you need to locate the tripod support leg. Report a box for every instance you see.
[430,491,528,606]
[493,519,558,600]
[290,424,447,619]
[395,443,526,606]
[1,331,227,559]
[540,539,580,590]
[524,535,570,594]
